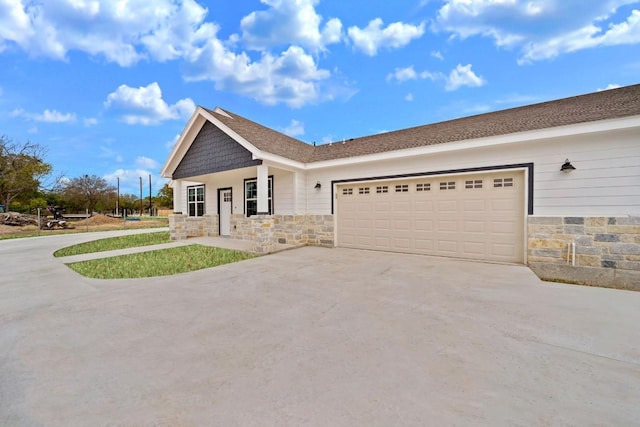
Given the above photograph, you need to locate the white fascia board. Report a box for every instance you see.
[305,115,640,170]
[161,107,206,177]
[199,109,306,170]
[198,108,261,155]
[255,152,305,171]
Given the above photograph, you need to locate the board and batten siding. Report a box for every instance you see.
[303,127,639,217]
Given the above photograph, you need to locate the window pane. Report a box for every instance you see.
[246,200,257,217]
[188,203,195,216]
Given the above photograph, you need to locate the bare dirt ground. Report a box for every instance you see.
[0,214,168,238]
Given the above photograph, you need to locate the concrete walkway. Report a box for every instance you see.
[1,230,639,426]
[57,234,295,263]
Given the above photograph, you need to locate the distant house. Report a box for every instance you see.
[161,84,640,289]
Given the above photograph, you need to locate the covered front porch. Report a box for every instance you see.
[169,163,333,254]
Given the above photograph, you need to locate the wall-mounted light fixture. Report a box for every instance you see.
[560,159,576,173]
[314,181,322,189]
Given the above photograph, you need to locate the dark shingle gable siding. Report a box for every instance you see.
[173,121,261,180]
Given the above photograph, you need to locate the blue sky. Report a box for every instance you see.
[1,0,639,195]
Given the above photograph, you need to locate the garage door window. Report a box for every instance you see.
[359,187,370,194]
[440,181,456,190]
[494,177,514,188]
[465,179,483,189]
[376,186,389,193]
[342,188,353,195]
[395,184,409,192]
[416,183,431,192]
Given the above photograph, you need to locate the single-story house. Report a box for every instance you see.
[161,84,640,289]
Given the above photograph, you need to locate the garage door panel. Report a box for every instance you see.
[438,200,458,212]
[337,171,524,263]
[415,200,434,211]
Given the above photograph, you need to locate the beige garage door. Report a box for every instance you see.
[337,171,525,263]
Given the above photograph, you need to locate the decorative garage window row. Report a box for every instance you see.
[340,177,515,196]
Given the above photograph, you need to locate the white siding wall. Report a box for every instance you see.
[294,171,307,214]
[174,180,202,214]
[271,168,295,215]
[304,128,640,216]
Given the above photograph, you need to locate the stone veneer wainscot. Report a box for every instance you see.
[528,216,640,290]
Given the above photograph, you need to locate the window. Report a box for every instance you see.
[494,177,514,188]
[187,185,205,217]
[416,183,431,192]
[342,188,353,195]
[376,186,389,193]
[395,184,409,192]
[465,179,483,189]
[245,177,273,217]
[440,181,455,190]
[358,187,370,194]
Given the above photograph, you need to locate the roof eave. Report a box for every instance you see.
[306,115,640,170]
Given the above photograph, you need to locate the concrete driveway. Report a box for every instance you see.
[1,231,639,426]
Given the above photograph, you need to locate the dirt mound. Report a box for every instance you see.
[82,214,123,225]
[0,212,38,226]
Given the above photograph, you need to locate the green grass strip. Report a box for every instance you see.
[54,232,170,257]
[66,244,256,279]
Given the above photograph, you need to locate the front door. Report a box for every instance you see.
[219,188,232,236]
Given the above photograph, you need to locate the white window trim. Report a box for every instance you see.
[245,177,273,217]
[187,185,205,217]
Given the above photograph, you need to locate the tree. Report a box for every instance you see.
[155,182,173,208]
[62,174,115,213]
[0,136,52,211]
[119,193,140,214]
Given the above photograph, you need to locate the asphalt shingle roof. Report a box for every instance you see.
[205,84,640,164]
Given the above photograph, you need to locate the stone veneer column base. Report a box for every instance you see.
[528,216,640,291]
[168,214,187,240]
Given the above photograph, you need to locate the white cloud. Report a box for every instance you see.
[166,133,181,150]
[431,50,444,60]
[434,0,640,63]
[83,117,98,127]
[387,66,417,82]
[445,64,486,91]
[0,0,216,66]
[184,42,331,108]
[280,119,305,137]
[239,0,343,51]
[0,0,349,107]
[103,168,157,194]
[104,82,196,125]
[405,93,414,101]
[136,156,160,169]
[519,10,640,63]
[598,83,622,91]
[387,66,443,83]
[348,18,425,56]
[11,107,77,123]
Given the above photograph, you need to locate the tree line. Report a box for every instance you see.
[1,136,172,215]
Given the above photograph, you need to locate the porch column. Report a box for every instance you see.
[256,164,269,215]
[173,181,182,213]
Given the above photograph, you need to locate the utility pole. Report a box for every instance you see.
[148,174,152,217]
[116,177,120,216]
[139,176,143,217]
